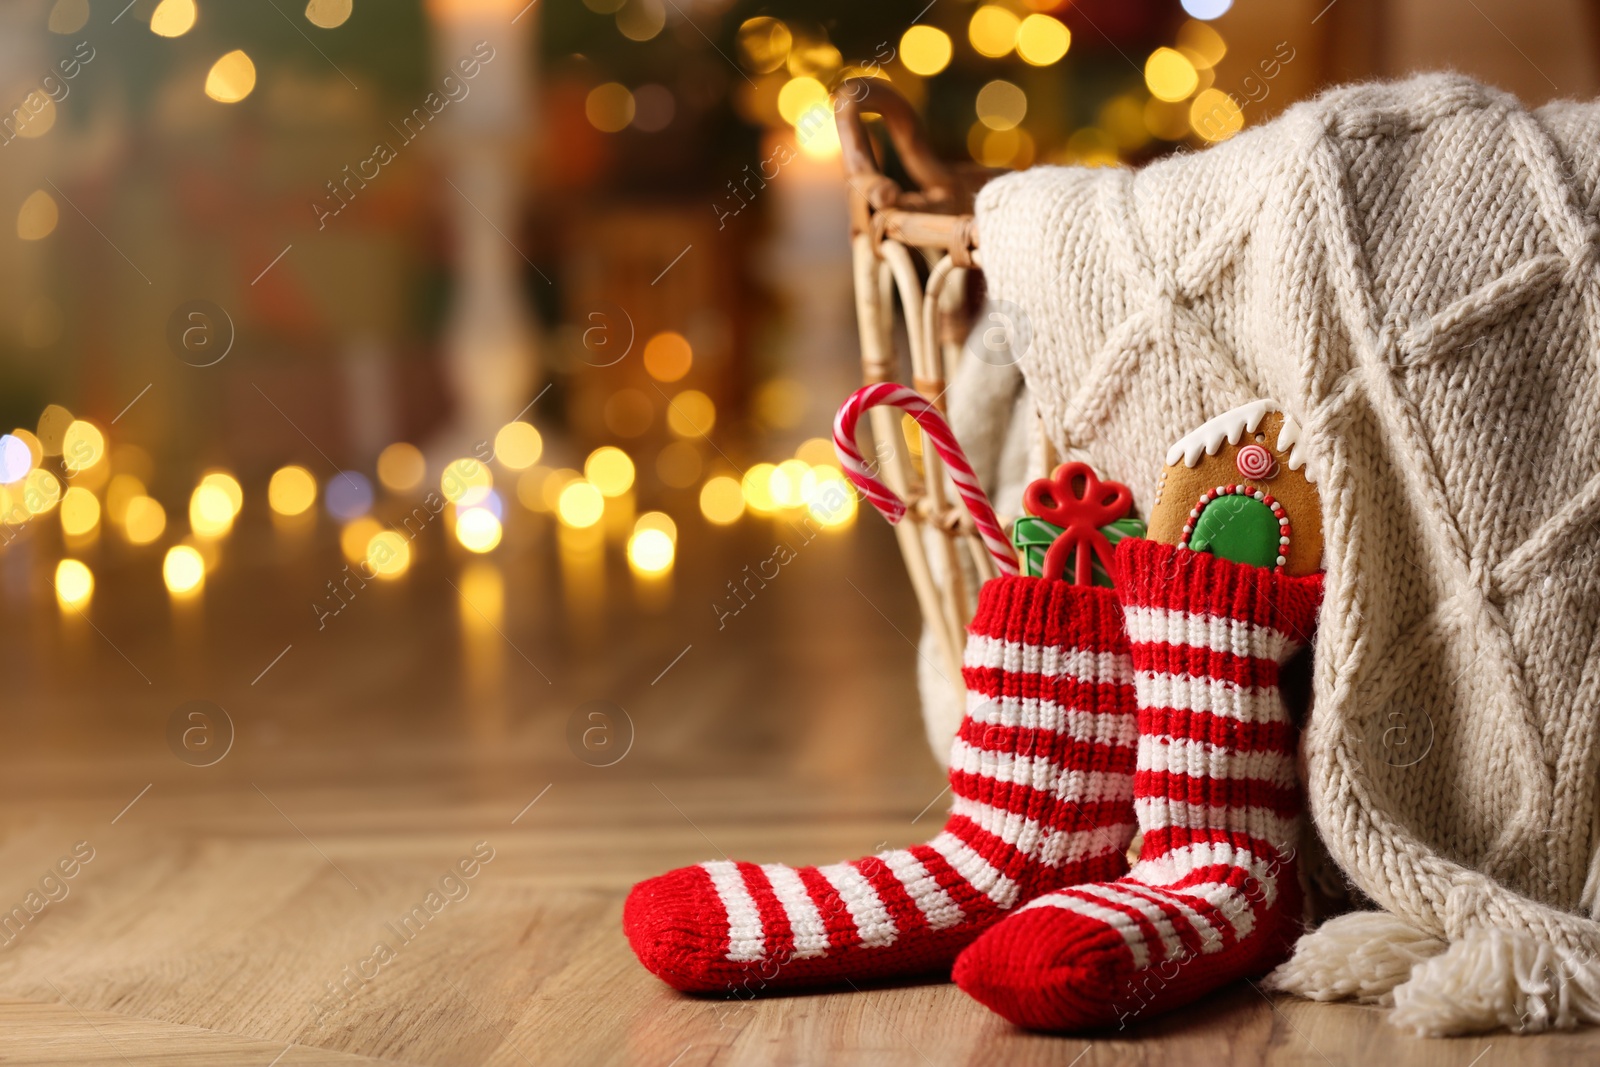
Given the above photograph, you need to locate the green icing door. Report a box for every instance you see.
[1188,494,1280,568]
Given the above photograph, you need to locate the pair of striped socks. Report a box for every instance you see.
[623,537,1323,1030]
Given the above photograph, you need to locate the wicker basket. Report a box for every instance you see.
[831,77,1024,708]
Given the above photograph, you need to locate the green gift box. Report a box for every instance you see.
[1011,516,1146,586]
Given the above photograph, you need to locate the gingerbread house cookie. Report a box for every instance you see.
[1148,399,1323,577]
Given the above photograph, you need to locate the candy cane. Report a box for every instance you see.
[833,383,1019,576]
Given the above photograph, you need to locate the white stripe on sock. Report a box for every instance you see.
[1137,735,1297,785]
[1132,883,1228,953]
[928,832,1020,909]
[1020,890,1151,971]
[1134,797,1300,851]
[962,634,1131,687]
[1073,883,1187,963]
[963,694,1136,747]
[1123,604,1298,662]
[947,739,1131,803]
[948,795,1135,870]
[759,864,830,960]
[816,862,897,948]
[1131,671,1279,724]
[702,860,765,963]
[880,849,965,931]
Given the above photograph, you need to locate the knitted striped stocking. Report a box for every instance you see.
[623,576,1138,993]
[953,539,1323,1029]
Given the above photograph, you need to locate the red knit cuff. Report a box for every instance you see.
[965,574,1128,655]
[1112,538,1325,650]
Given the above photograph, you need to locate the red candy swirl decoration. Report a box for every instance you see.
[1021,462,1135,585]
[1235,443,1277,480]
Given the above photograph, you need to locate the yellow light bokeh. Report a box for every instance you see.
[367,529,411,579]
[795,107,841,160]
[200,470,243,514]
[557,480,605,528]
[205,50,257,104]
[376,442,425,493]
[16,94,56,139]
[795,437,839,469]
[55,559,93,609]
[542,467,581,511]
[106,474,145,527]
[60,486,100,537]
[494,421,543,470]
[968,6,1021,59]
[1177,19,1227,69]
[656,440,702,488]
[769,459,810,509]
[1016,14,1070,66]
[36,404,73,455]
[642,331,693,383]
[62,420,105,472]
[776,76,828,126]
[150,0,198,37]
[809,481,858,528]
[736,16,792,73]
[124,496,166,545]
[305,0,354,29]
[699,475,745,524]
[970,122,1037,169]
[616,0,665,42]
[17,190,59,241]
[976,79,1027,131]
[1145,47,1199,103]
[665,390,715,438]
[48,0,90,35]
[23,468,60,515]
[163,545,205,595]
[441,457,492,507]
[1190,88,1244,143]
[627,527,674,575]
[268,465,317,516]
[10,428,43,471]
[340,516,382,563]
[455,506,503,553]
[586,82,636,133]
[741,463,778,515]
[899,25,953,77]
[635,510,677,543]
[190,483,235,539]
[584,446,635,498]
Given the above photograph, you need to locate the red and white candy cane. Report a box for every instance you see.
[833,383,1019,577]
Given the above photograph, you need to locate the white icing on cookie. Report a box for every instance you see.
[1163,399,1319,486]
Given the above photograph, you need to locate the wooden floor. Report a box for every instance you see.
[1,512,1595,1065]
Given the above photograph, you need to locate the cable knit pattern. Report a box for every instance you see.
[973,74,1600,1033]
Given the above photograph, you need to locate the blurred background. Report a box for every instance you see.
[2,0,1594,641]
[0,1,1597,1062]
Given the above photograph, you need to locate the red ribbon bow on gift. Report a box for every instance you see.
[1022,462,1135,585]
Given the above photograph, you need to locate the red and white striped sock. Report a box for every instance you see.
[623,576,1138,993]
[953,538,1323,1029]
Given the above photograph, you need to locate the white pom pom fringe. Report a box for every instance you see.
[1390,928,1600,1036]
[1268,912,1600,1036]
[1265,911,1447,1003]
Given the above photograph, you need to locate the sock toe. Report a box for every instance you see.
[624,866,735,993]
[954,903,1135,1031]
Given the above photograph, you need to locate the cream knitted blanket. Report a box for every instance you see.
[972,73,1600,1036]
